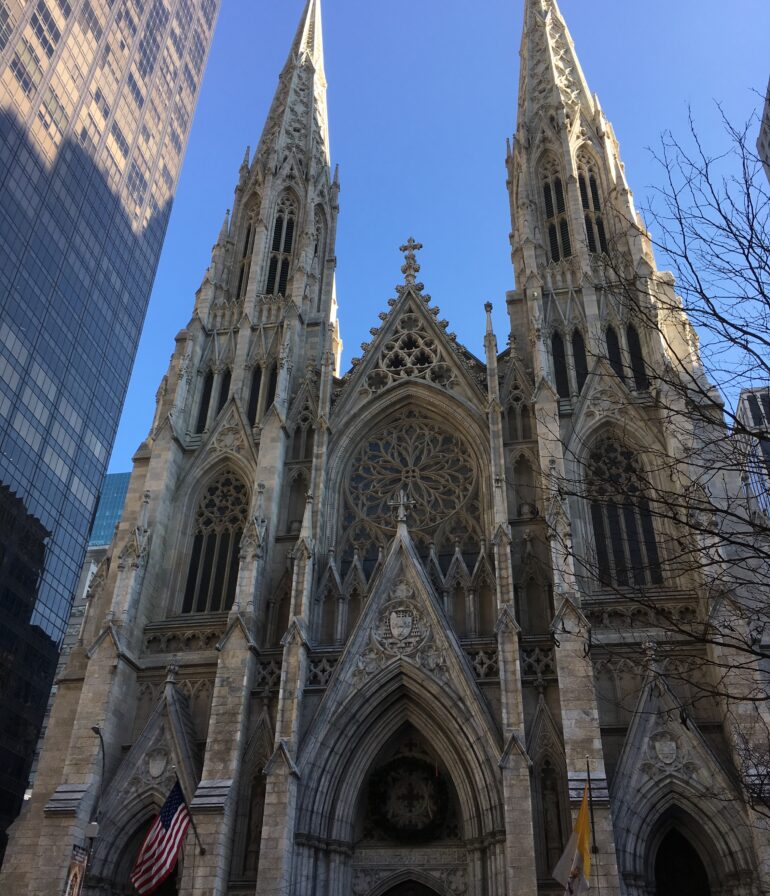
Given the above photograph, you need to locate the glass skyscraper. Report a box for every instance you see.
[0,0,220,853]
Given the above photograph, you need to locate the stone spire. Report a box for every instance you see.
[288,0,325,73]
[518,0,594,130]
[255,0,330,168]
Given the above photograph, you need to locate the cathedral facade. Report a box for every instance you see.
[3,1,770,895]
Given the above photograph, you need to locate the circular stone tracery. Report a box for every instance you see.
[339,410,484,566]
[346,415,476,533]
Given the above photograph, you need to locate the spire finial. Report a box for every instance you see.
[399,237,423,287]
[389,489,415,529]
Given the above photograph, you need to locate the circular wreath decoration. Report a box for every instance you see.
[368,757,449,843]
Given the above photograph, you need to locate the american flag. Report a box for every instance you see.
[130,780,190,895]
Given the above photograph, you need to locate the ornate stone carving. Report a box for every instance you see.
[307,655,338,688]
[209,408,247,456]
[254,658,282,691]
[341,410,483,562]
[373,583,430,657]
[143,626,224,655]
[521,645,556,681]
[466,646,499,681]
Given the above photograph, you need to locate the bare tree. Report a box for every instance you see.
[538,106,770,818]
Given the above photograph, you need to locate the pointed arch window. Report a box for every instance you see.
[195,369,214,434]
[216,368,231,415]
[236,212,257,299]
[541,158,572,262]
[291,405,315,461]
[606,326,626,383]
[626,324,649,391]
[265,196,297,296]
[265,362,278,410]
[578,156,608,254]
[247,366,262,426]
[587,437,663,588]
[572,329,589,394]
[182,470,249,614]
[506,387,533,442]
[551,332,571,399]
[534,755,569,877]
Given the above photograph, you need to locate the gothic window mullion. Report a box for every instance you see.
[542,161,573,262]
[182,471,249,616]
[205,532,222,612]
[224,528,242,611]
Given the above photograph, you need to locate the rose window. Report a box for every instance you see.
[339,410,482,567]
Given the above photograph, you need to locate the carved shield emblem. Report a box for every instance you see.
[653,736,677,766]
[148,749,168,779]
[389,609,414,641]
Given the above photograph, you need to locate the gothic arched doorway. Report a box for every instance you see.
[381,884,440,896]
[654,829,711,896]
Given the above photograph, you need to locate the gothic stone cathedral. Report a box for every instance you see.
[4,2,770,895]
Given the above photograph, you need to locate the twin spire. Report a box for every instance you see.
[518,0,595,128]
[287,0,325,74]
[254,0,329,169]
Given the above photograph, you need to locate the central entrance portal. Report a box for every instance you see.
[381,884,441,896]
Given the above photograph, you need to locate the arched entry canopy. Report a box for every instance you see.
[654,829,711,896]
[381,882,442,896]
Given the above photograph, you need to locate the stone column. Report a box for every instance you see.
[179,616,257,896]
[255,620,309,896]
[497,601,539,896]
[552,596,621,895]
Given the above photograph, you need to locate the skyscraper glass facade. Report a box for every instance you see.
[0,0,220,850]
[88,470,130,547]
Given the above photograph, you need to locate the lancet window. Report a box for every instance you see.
[265,195,297,296]
[606,326,626,383]
[247,366,262,426]
[541,157,572,262]
[533,755,569,878]
[505,386,533,442]
[586,437,663,588]
[290,405,315,461]
[181,470,249,614]
[626,324,649,391]
[265,362,278,410]
[216,368,231,415]
[578,155,608,254]
[551,332,570,399]
[572,329,589,393]
[236,210,257,299]
[194,369,214,434]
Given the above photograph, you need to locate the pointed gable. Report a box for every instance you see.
[307,522,500,740]
[332,241,487,414]
[92,673,202,835]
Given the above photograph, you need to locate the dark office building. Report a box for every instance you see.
[0,483,57,863]
[0,0,221,847]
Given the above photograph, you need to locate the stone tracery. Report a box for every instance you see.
[339,410,483,569]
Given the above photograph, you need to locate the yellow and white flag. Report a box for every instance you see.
[553,785,592,895]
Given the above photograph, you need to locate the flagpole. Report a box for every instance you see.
[586,756,601,895]
[585,756,599,854]
[187,807,206,856]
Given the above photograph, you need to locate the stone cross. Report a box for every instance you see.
[399,237,423,286]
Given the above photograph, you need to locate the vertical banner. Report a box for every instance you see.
[62,845,89,896]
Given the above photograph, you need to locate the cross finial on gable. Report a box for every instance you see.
[388,488,415,527]
[399,237,423,287]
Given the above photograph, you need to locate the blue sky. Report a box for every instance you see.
[108,0,770,472]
